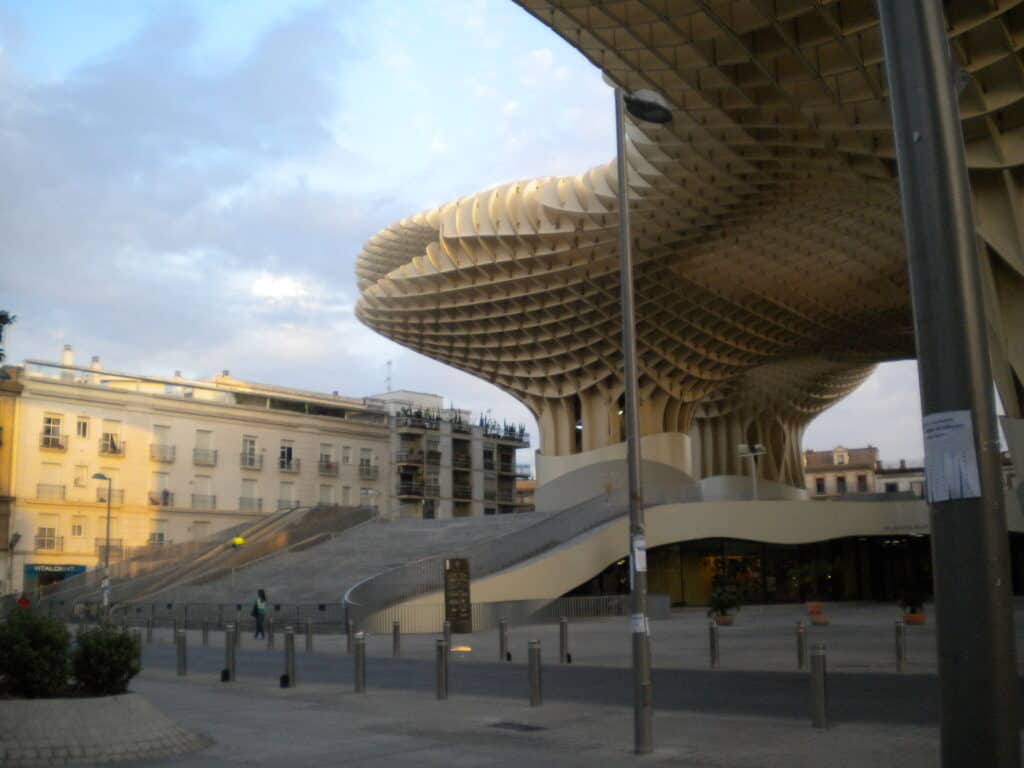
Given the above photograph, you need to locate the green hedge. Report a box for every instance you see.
[0,610,71,698]
[72,625,141,695]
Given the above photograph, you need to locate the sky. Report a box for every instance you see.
[0,0,927,465]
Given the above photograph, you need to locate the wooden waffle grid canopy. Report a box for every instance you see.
[356,0,1024,487]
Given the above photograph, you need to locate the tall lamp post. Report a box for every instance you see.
[613,84,673,755]
[92,472,113,617]
[737,443,767,500]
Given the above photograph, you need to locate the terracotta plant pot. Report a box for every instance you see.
[806,602,824,615]
[903,612,926,625]
[810,614,830,626]
[714,614,735,626]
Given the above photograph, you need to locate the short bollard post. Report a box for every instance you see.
[559,616,569,664]
[235,616,242,649]
[202,620,209,648]
[796,621,807,670]
[284,627,296,688]
[810,643,828,729]
[498,618,508,661]
[354,632,366,693]
[305,619,313,653]
[895,619,905,672]
[173,618,179,636]
[435,639,449,699]
[528,640,542,707]
[175,629,187,676]
[223,623,236,682]
[346,619,354,655]
[393,619,401,657]
[268,618,275,649]
[709,620,720,669]
[443,620,451,654]
[145,617,153,644]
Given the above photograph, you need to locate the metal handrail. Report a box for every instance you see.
[148,490,174,507]
[150,444,176,462]
[36,483,66,500]
[193,448,218,466]
[240,452,263,470]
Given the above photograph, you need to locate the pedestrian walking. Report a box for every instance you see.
[252,589,267,639]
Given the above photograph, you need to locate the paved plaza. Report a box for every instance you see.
[110,603,1024,766]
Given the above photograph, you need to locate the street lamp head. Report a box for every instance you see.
[92,472,109,481]
[624,89,673,124]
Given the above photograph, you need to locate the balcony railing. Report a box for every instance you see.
[150,444,176,463]
[191,494,216,510]
[319,460,339,477]
[397,482,424,497]
[453,454,472,470]
[498,460,516,474]
[424,483,441,498]
[96,487,125,505]
[277,498,299,510]
[239,497,263,513]
[359,464,379,480]
[193,448,218,466]
[148,490,174,507]
[279,457,301,473]
[35,534,63,552]
[395,450,424,465]
[36,483,66,501]
[99,435,126,456]
[453,483,473,500]
[483,459,495,471]
[426,449,442,466]
[452,421,472,434]
[39,433,67,451]
[240,452,263,470]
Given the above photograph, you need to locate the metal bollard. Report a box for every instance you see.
[709,620,720,669]
[173,618,179,636]
[354,632,366,693]
[305,619,313,653]
[528,640,542,706]
[202,620,209,648]
[235,617,242,649]
[393,619,401,657]
[796,621,807,670]
[810,643,828,728]
[175,629,187,676]
[499,618,508,661]
[284,627,296,687]
[268,618,275,650]
[559,616,569,664]
[145,617,153,645]
[346,619,354,655]
[443,620,451,654]
[895,619,905,672]
[223,623,236,682]
[435,639,448,699]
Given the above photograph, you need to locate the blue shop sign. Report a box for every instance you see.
[24,564,87,577]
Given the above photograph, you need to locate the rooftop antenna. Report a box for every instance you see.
[386,360,392,393]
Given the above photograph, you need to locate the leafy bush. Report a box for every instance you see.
[72,625,140,695]
[0,609,70,698]
[707,580,741,618]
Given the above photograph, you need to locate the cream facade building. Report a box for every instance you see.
[0,348,391,595]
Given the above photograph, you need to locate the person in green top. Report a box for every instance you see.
[252,589,267,638]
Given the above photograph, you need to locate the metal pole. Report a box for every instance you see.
[435,638,448,699]
[615,86,653,756]
[346,618,353,655]
[895,619,906,673]
[354,632,366,693]
[224,623,236,682]
[443,620,451,654]
[796,621,807,671]
[284,627,296,687]
[877,4,1019,766]
[102,478,112,616]
[202,620,209,648]
[175,629,187,676]
[498,618,508,661]
[810,643,827,729]
[708,620,719,670]
[393,619,401,657]
[559,616,569,664]
[268,617,275,649]
[528,640,542,707]
[145,617,153,644]
[751,457,759,501]
[305,619,313,653]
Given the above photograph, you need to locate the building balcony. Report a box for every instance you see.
[36,483,66,501]
[239,496,263,513]
[99,436,126,456]
[452,454,472,470]
[359,464,379,480]
[424,483,440,498]
[452,422,471,435]
[150,444,176,463]
[395,415,430,431]
[483,459,495,472]
[240,452,263,470]
[148,490,174,507]
[191,494,216,510]
[279,457,301,473]
[96,487,125,505]
[395,450,424,465]
[453,483,473,500]
[39,433,67,451]
[277,498,299,510]
[318,460,339,477]
[193,448,218,467]
[426,449,442,466]
[397,482,424,498]
[498,460,516,475]
[35,534,63,552]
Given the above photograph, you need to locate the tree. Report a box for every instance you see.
[0,310,14,363]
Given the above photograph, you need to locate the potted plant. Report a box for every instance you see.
[707,579,741,626]
[901,590,927,625]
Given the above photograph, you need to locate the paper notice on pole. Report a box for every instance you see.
[630,613,649,635]
[632,535,647,572]
[923,410,982,503]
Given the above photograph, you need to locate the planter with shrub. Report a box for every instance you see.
[901,591,928,625]
[707,579,741,626]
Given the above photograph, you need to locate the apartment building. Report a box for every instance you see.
[803,446,880,498]
[372,391,529,519]
[0,348,390,595]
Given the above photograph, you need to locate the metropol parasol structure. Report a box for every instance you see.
[356,0,1024,494]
